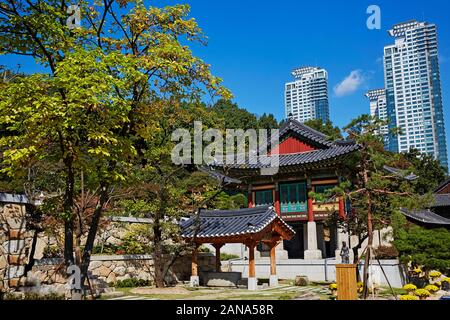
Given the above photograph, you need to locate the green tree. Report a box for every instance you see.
[315,115,425,299]
[209,99,258,130]
[0,0,230,294]
[392,211,450,272]
[303,119,343,140]
[402,148,447,195]
[257,113,279,130]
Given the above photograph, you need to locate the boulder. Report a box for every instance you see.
[106,272,117,284]
[294,275,309,286]
[97,265,112,278]
[113,266,126,276]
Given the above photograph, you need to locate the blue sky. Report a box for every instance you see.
[2,0,450,134]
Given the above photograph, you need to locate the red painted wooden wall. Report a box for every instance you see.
[271,136,316,155]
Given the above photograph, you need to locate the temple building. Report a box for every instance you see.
[211,119,360,260]
[401,178,450,227]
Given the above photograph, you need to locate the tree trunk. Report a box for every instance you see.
[153,219,165,288]
[362,197,373,299]
[79,184,109,294]
[63,157,75,266]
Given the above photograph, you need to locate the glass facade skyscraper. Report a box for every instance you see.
[285,67,329,123]
[380,20,448,170]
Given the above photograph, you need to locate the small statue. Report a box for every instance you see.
[340,241,350,264]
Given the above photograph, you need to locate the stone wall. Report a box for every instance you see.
[24,253,215,295]
[0,202,36,291]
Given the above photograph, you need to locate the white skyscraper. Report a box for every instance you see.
[285,67,329,123]
[365,89,388,141]
[381,20,448,170]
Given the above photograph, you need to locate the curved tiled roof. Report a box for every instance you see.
[279,119,334,147]
[181,206,295,240]
[219,144,359,169]
[400,208,450,226]
[432,194,450,207]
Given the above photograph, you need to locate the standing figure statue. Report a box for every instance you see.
[340,241,350,264]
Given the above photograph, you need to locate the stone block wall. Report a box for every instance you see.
[24,253,215,295]
[0,202,36,292]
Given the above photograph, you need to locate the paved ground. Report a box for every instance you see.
[105,284,331,300]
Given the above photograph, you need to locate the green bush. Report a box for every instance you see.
[220,253,240,261]
[114,278,151,288]
[42,245,62,258]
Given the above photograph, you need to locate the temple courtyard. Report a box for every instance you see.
[102,283,414,301]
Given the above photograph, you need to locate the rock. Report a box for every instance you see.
[102,261,112,268]
[97,265,112,277]
[89,261,103,270]
[106,273,117,284]
[113,266,126,276]
[0,255,7,269]
[32,237,47,260]
[294,275,309,286]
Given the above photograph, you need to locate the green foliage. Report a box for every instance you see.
[114,278,151,288]
[392,211,450,272]
[303,119,343,141]
[402,148,447,195]
[209,99,278,131]
[42,245,63,259]
[198,245,211,253]
[257,113,279,130]
[0,0,231,282]
[220,253,240,261]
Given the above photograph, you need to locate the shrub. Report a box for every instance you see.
[220,253,240,261]
[429,271,442,278]
[424,285,439,293]
[42,245,62,259]
[374,246,399,259]
[414,289,431,298]
[403,284,417,291]
[400,295,419,301]
[115,278,151,288]
[199,246,212,253]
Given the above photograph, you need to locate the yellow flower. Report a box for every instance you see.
[357,282,364,288]
[414,289,431,297]
[403,284,417,291]
[329,283,337,290]
[429,271,442,278]
[400,295,419,301]
[413,268,422,274]
[442,277,450,283]
[424,285,439,293]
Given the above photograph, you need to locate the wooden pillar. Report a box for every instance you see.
[338,197,345,219]
[248,243,255,278]
[191,245,198,277]
[213,244,223,272]
[307,197,314,222]
[274,185,281,216]
[307,178,314,222]
[270,243,277,276]
[248,187,253,208]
